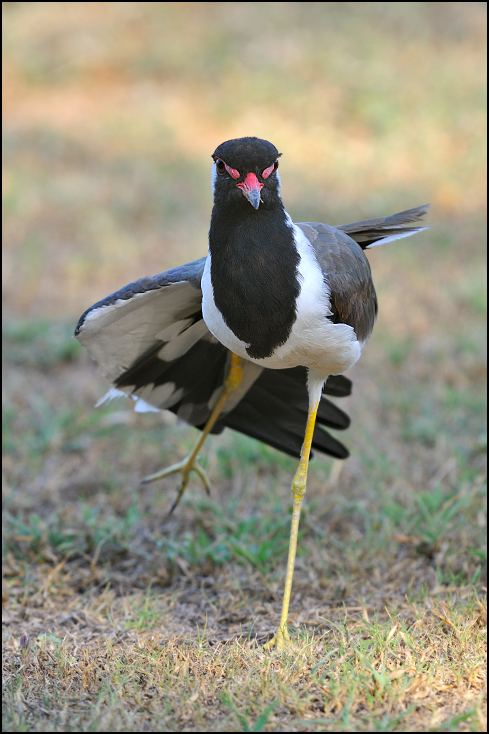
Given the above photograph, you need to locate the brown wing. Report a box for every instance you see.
[297,222,378,344]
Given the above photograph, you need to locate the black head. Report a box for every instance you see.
[211,137,282,210]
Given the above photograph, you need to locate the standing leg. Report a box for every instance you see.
[265,378,323,650]
[142,352,243,513]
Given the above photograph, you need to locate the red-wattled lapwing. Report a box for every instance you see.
[75,136,429,649]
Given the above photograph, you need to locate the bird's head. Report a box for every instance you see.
[211,137,282,210]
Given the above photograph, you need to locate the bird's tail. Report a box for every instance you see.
[337,204,430,249]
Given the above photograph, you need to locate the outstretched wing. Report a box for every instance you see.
[75,257,351,460]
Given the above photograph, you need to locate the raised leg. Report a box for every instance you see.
[142,352,243,514]
[264,392,320,651]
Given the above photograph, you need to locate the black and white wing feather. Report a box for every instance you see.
[75,258,351,460]
[75,205,429,461]
[336,204,430,249]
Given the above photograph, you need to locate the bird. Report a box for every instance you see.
[75,136,429,650]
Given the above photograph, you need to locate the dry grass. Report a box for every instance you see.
[2,592,486,731]
[2,2,487,731]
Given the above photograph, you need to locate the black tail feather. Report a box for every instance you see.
[221,366,349,459]
[337,204,430,249]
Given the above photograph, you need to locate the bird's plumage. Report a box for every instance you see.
[75,256,352,459]
[75,135,430,649]
[298,223,378,345]
[75,139,428,461]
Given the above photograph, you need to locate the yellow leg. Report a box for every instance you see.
[142,353,243,514]
[264,397,319,651]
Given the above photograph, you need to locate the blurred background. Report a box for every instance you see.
[2,3,487,615]
[3,1,486,321]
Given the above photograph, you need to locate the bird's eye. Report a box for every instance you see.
[215,158,240,179]
[262,160,279,179]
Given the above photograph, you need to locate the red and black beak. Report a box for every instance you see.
[237,173,263,210]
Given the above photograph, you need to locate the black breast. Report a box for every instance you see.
[209,206,301,360]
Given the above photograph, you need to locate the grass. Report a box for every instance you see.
[2,2,487,731]
[3,603,486,731]
[2,280,486,732]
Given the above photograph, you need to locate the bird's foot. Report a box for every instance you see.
[141,455,211,514]
[263,624,291,652]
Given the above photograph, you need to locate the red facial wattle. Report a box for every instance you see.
[214,156,279,209]
[236,172,264,210]
[262,161,277,179]
[223,161,240,179]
